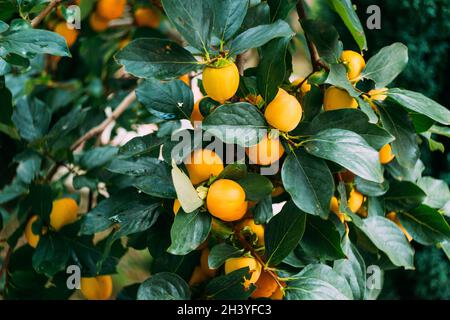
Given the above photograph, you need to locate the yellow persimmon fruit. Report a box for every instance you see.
[324,87,358,111]
[25,215,41,248]
[292,77,312,95]
[202,62,240,103]
[191,99,204,124]
[80,275,113,300]
[54,22,78,47]
[330,196,345,223]
[237,219,265,246]
[341,50,366,82]
[245,134,285,166]
[251,271,278,298]
[179,74,190,87]
[379,144,395,164]
[200,248,216,277]
[89,12,110,32]
[368,88,388,101]
[50,198,79,231]
[206,179,248,222]
[134,7,160,28]
[173,199,181,215]
[270,282,285,300]
[185,149,224,186]
[264,88,303,132]
[224,257,262,288]
[386,212,412,242]
[189,266,209,286]
[348,189,364,213]
[97,0,126,20]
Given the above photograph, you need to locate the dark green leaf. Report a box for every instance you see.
[362,43,408,88]
[354,176,389,197]
[12,97,51,142]
[205,267,254,300]
[229,20,293,55]
[265,201,307,266]
[237,173,273,201]
[282,149,334,218]
[253,195,273,224]
[202,102,266,147]
[257,36,291,103]
[115,38,198,80]
[268,0,296,21]
[136,79,194,120]
[15,151,41,184]
[301,19,341,64]
[301,215,345,261]
[119,134,167,159]
[384,180,426,211]
[32,234,70,277]
[240,2,270,31]
[326,0,367,50]
[168,209,211,255]
[79,146,118,170]
[208,243,244,269]
[304,128,384,183]
[417,177,450,210]
[216,163,247,181]
[285,264,353,300]
[387,88,450,125]
[211,0,248,42]
[325,63,360,98]
[137,272,190,300]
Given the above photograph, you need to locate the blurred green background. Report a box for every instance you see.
[313,0,450,300]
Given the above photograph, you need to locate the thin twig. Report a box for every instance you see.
[70,90,136,151]
[0,246,13,292]
[233,228,283,289]
[235,54,246,76]
[31,0,62,28]
[296,0,329,72]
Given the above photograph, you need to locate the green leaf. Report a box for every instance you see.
[326,0,367,50]
[301,86,323,122]
[161,0,213,52]
[0,21,8,33]
[79,146,118,170]
[12,97,51,142]
[0,178,28,204]
[136,79,194,120]
[265,201,306,266]
[216,163,247,181]
[115,38,198,80]
[151,251,199,282]
[229,20,293,55]
[15,151,41,184]
[387,88,450,125]
[118,134,167,159]
[398,205,450,246]
[325,63,360,98]
[301,19,341,64]
[384,180,426,211]
[208,243,244,269]
[386,158,424,183]
[353,216,415,269]
[304,128,384,183]
[211,0,248,42]
[47,105,87,141]
[108,157,176,198]
[417,177,450,210]
[282,149,334,218]
[80,189,161,237]
[202,102,266,147]
[333,237,366,300]
[168,209,211,255]
[268,0,296,21]
[378,103,420,169]
[286,264,353,300]
[300,109,394,150]
[28,184,53,219]
[300,215,345,261]
[32,234,70,277]
[257,36,291,103]
[253,195,273,224]
[171,162,203,213]
[205,267,255,300]
[354,176,389,197]
[0,28,70,57]
[361,43,408,88]
[440,240,450,260]
[240,3,270,32]
[137,272,190,300]
[237,173,273,201]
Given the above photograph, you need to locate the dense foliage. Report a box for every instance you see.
[0,0,449,300]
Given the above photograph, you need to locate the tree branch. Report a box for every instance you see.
[71,90,136,151]
[31,0,62,28]
[296,0,329,72]
[0,246,12,293]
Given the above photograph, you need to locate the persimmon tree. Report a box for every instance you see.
[0,0,449,300]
